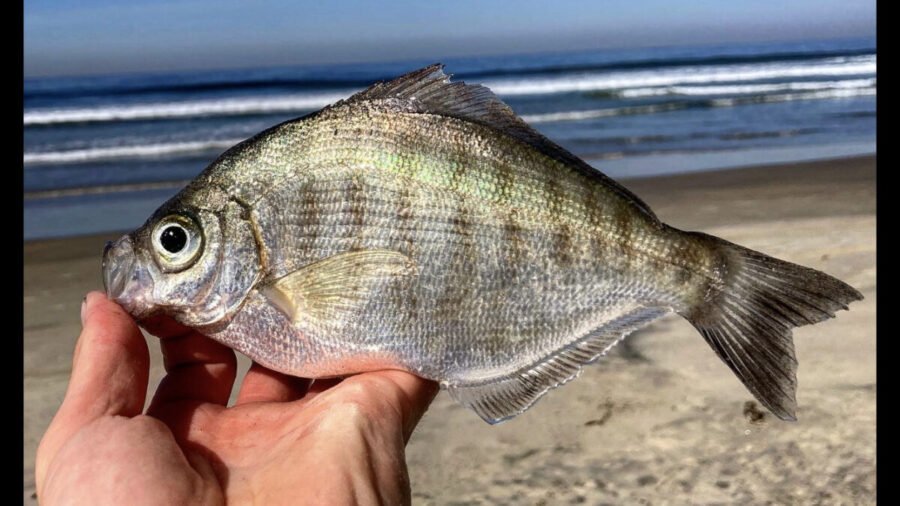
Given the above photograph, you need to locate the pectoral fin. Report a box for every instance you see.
[261,250,417,325]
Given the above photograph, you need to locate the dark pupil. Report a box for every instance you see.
[160,226,188,253]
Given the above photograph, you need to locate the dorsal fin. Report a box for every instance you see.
[339,64,659,221]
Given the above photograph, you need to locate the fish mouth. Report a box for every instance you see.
[102,236,153,313]
[102,237,134,299]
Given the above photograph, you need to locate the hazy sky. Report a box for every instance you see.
[25,0,875,77]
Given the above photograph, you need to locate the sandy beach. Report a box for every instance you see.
[23,155,875,504]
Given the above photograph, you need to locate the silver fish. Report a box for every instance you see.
[102,64,862,423]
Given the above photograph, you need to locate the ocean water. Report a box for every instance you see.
[24,38,876,240]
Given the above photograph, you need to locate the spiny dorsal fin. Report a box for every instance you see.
[340,64,658,221]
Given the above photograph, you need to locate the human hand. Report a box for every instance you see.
[36,291,439,505]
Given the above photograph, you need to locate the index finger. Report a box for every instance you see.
[341,370,439,443]
[144,323,237,414]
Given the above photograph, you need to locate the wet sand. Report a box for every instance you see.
[24,155,875,504]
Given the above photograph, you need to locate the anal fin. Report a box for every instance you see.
[448,306,670,424]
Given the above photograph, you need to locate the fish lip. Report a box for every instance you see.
[101,241,114,294]
[102,236,136,302]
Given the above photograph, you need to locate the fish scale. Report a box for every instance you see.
[252,120,669,282]
[102,64,862,423]
[227,164,674,379]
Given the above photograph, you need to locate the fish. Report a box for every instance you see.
[102,64,863,424]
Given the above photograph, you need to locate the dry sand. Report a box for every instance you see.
[23,155,875,504]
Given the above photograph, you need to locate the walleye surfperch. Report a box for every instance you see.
[102,64,862,423]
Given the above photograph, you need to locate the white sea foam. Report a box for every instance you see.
[23,57,875,126]
[484,57,875,96]
[23,139,243,165]
[620,78,876,98]
[24,85,877,164]
[23,92,352,126]
[710,87,877,106]
[522,87,876,124]
[521,103,687,123]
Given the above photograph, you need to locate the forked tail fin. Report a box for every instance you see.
[682,232,863,421]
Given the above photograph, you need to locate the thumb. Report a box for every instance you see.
[36,291,150,491]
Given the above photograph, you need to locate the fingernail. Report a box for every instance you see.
[80,295,88,326]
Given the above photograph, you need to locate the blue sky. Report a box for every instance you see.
[25,0,875,77]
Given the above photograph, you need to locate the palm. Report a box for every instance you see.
[153,373,426,504]
[36,293,437,505]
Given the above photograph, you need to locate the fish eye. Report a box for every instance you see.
[151,215,203,272]
[160,225,188,253]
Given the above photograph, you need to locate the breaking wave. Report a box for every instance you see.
[619,78,875,98]
[24,92,351,126]
[484,56,874,96]
[24,139,242,165]
[24,56,874,126]
[522,87,876,124]
[25,85,876,165]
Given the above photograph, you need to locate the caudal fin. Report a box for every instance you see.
[682,233,863,421]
